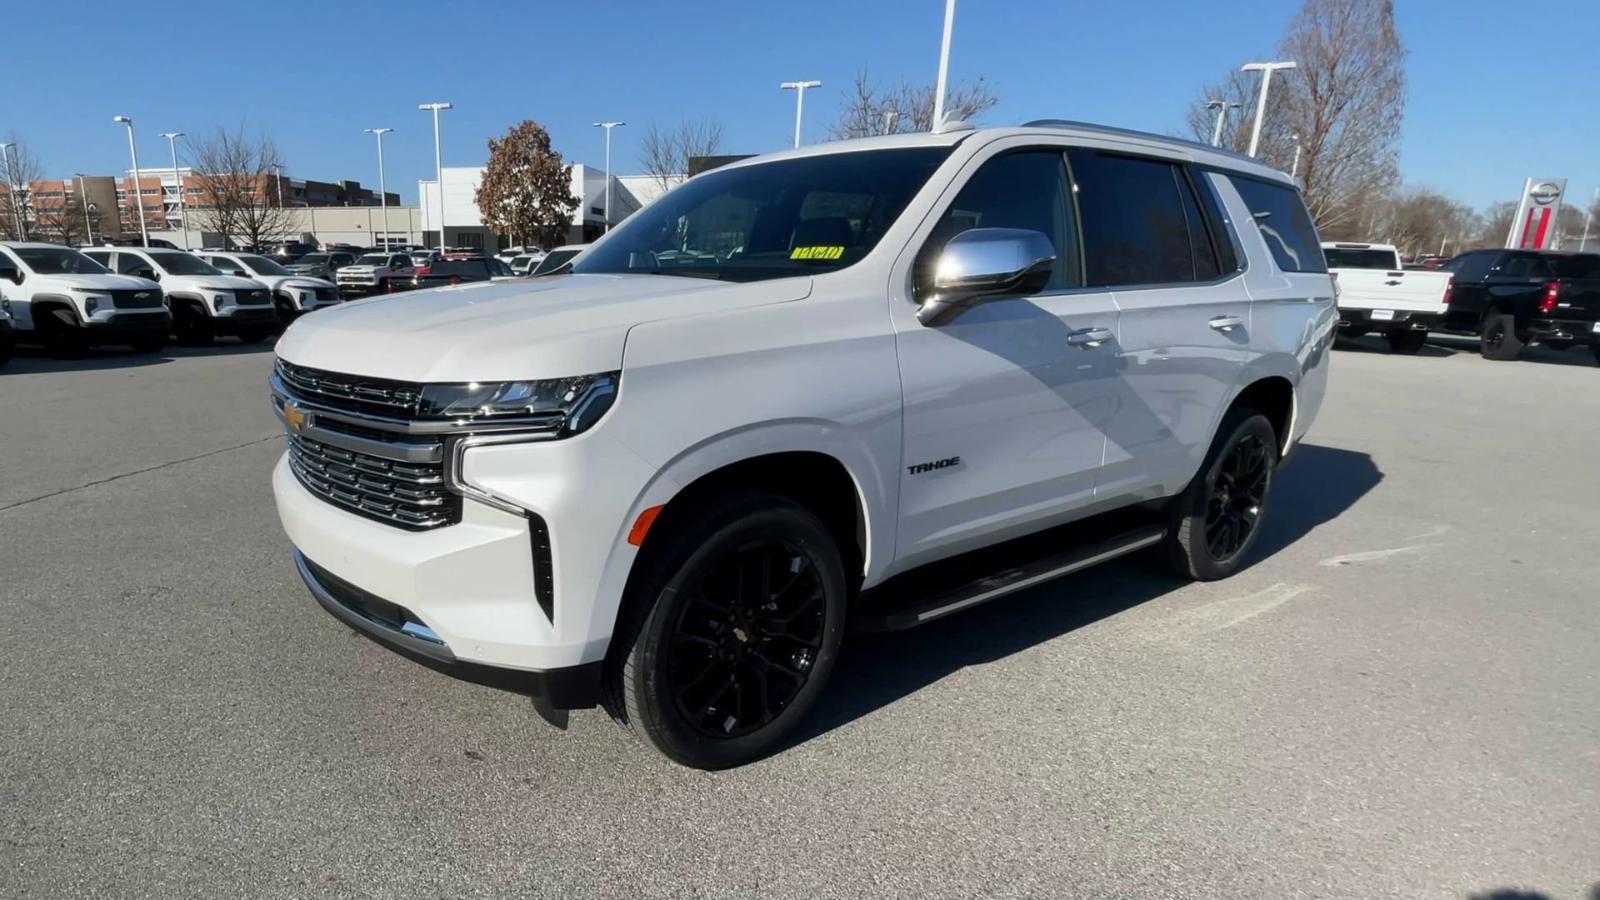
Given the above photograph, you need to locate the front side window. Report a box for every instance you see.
[114,254,150,276]
[572,147,953,283]
[1069,150,1206,287]
[145,250,221,276]
[918,149,1080,293]
[13,247,109,275]
[1227,176,1327,274]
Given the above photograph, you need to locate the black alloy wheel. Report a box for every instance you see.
[1203,432,1271,564]
[666,538,826,739]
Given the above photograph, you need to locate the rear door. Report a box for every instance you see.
[1070,149,1257,498]
[1548,253,1600,326]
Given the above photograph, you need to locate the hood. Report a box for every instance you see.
[172,274,265,292]
[252,275,334,291]
[276,273,812,383]
[41,272,161,292]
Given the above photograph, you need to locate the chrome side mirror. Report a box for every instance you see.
[917,228,1056,326]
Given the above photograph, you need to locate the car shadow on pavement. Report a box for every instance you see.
[794,443,1383,748]
[3,340,277,374]
[1335,333,1597,367]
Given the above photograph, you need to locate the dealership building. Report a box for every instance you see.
[419,165,677,250]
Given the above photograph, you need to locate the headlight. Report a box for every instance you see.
[213,294,230,310]
[418,372,619,434]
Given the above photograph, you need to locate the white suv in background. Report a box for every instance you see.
[83,247,277,345]
[0,242,169,355]
[334,251,416,297]
[271,121,1334,769]
[199,251,341,324]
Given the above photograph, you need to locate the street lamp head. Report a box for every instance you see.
[418,102,453,111]
[592,122,625,129]
[1241,60,1298,72]
[365,127,393,136]
[113,115,132,124]
[780,80,822,90]
[159,131,184,140]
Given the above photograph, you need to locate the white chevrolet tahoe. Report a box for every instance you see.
[198,251,341,325]
[82,247,277,346]
[0,242,169,355]
[1324,241,1453,353]
[271,121,1335,769]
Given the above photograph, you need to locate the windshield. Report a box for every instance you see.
[357,254,389,266]
[295,254,330,266]
[571,147,953,283]
[146,251,221,276]
[1322,247,1399,270]
[239,254,292,276]
[532,249,581,275]
[14,247,110,275]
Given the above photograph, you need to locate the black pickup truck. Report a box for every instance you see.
[1439,249,1600,362]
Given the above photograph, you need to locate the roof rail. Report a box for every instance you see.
[1020,118,1264,166]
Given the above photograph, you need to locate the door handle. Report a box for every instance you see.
[1208,315,1244,332]
[1065,327,1113,348]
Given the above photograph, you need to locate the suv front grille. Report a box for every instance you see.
[313,287,338,302]
[236,288,270,306]
[276,359,422,418]
[286,431,459,530]
[110,289,163,309]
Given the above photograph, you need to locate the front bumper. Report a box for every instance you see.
[1337,308,1438,332]
[212,306,277,334]
[85,311,171,337]
[295,550,601,708]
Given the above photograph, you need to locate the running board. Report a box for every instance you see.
[854,526,1165,632]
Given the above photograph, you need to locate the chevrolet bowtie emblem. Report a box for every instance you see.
[282,402,309,432]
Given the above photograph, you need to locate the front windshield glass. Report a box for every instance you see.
[14,247,109,275]
[240,255,292,276]
[532,249,580,275]
[295,254,330,266]
[146,250,221,276]
[357,254,388,266]
[571,147,953,283]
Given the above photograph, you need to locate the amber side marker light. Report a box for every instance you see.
[627,505,664,546]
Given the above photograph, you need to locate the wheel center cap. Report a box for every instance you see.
[733,626,751,644]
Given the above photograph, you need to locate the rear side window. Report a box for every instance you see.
[1068,150,1215,287]
[1552,254,1600,279]
[1228,176,1327,274]
[1500,254,1553,278]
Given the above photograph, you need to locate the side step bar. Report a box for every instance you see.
[854,526,1166,633]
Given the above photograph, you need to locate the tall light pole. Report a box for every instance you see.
[73,173,95,245]
[1241,61,1296,158]
[1289,133,1303,179]
[158,131,188,248]
[592,122,625,235]
[419,101,452,249]
[932,0,956,129]
[112,116,149,247]
[779,81,821,148]
[0,142,23,240]
[884,110,903,134]
[364,127,393,248]
[1579,187,1598,253]
[1204,99,1240,147]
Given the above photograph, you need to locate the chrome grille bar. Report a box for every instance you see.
[287,431,459,530]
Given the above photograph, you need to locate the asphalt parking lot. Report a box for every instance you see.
[3,336,1597,900]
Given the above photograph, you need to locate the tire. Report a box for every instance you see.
[1162,407,1279,582]
[604,492,848,769]
[1386,330,1427,355]
[39,308,88,359]
[173,307,214,347]
[129,335,165,353]
[236,327,272,344]
[1479,312,1523,360]
[0,333,12,368]
[274,297,297,326]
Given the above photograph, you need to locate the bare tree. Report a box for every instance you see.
[639,119,723,192]
[32,192,90,246]
[0,133,43,241]
[1473,201,1518,251]
[1351,187,1477,257]
[1183,0,1405,235]
[188,127,295,250]
[475,119,579,249]
[829,71,999,140]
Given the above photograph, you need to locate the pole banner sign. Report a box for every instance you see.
[1505,177,1567,249]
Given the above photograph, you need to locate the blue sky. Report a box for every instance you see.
[8,0,1596,211]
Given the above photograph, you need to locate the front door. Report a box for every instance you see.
[892,145,1122,566]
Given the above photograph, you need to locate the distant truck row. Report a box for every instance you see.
[1326,242,1600,363]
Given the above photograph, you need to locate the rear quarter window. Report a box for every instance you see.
[1227,176,1327,274]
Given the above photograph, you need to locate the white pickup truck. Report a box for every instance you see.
[1324,242,1453,353]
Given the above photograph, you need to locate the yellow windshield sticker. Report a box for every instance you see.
[790,245,845,260]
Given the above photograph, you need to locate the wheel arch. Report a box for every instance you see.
[28,294,81,329]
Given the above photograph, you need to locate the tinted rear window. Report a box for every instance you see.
[1228,177,1327,274]
[1068,150,1217,286]
[1551,254,1600,279]
[1323,247,1399,270]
